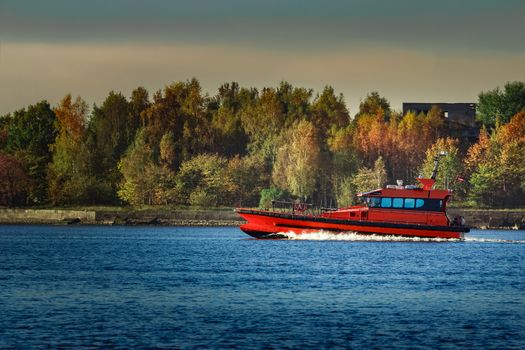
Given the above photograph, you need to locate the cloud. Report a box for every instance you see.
[1,1,524,54]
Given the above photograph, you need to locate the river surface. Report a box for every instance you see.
[1,225,524,349]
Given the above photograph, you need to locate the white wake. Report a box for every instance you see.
[276,231,525,243]
[279,231,460,242]
[463,236,525,244]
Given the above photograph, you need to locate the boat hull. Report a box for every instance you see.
[236,209,468,239]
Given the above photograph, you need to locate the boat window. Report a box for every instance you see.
[404,198,415,208]
[393,198,403,208]
[373,197,443,211]
[366,197,381,208]
[424,199,443,212]
[415,199,443,211]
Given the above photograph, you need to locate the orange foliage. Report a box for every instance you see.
[465,129,491,172]
[353,110,442,180]
[499,111,525,144]
[53,94,88,141]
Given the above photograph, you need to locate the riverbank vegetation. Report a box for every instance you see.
[1,80,524,209]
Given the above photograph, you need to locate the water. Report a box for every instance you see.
[1,226,524,349]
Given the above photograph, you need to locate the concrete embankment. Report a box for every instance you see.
[0,208,523,229]
[0,208,243,226]
[0,209,97,225]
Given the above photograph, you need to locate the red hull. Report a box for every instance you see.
[236,209,468,239]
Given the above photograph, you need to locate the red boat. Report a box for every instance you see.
[236,154,469,239]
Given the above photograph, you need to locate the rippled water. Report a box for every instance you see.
[1,225,524,349]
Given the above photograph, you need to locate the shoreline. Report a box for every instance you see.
[0,208,523,230]
[0,208,244,227]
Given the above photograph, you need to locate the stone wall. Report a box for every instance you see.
[0,209,96,224]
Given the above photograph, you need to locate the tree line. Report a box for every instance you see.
[1,79,524,208]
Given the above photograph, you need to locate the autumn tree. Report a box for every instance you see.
[47,95,96,205]
[130,86,150,132]
[141,78,211,167]
[466,112,525,207]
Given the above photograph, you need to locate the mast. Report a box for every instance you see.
[431,151,447,180]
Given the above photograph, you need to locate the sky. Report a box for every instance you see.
[1,0,524,116]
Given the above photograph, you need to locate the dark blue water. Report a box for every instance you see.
[1,226,524,349]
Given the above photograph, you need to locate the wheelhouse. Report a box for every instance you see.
[362,196,445,212]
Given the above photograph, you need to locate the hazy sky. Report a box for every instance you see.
[1,0,524,115]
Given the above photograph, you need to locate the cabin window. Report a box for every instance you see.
[365,197,381,207]
[415,198,443,211]
[425,199,443,212]
[393,198,403,208]
[370,197,443,211]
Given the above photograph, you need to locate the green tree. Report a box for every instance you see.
[311,86,350,133]
[420,138,465,196]
[175,154,231,206]
[118,129,157,205]
[477,81,525,127]
[209,82,249,156]
[240,82,312,163]
[0,114,11,150]
[334,176,355,208]
[259,187,289,209]
[3,101,57,203]
[327,125,360,207]
[142,78,211,166]
[226,154,269,207]
[272,120,321,199]
[357,91,391,119]
[351,157,387,195]
[469,162,502,208]
[88,91,131,202]
[241,86,285,161]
